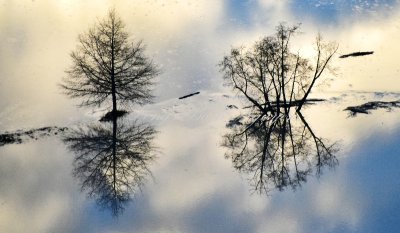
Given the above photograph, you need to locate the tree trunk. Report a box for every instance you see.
[111,16,117,115]
[111,79,117,113]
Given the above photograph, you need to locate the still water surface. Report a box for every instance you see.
[1,1,400,232]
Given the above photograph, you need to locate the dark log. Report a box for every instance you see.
[339,51,374,58]
[244,98,326,109]
[178,92,200,100]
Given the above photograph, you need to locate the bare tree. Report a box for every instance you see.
[61,9,159,117]
[220,23,338,115]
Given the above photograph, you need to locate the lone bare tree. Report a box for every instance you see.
[220,24,338,115]
[61,9,158,118]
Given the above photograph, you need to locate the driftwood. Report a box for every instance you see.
[244,98,325,109]
[227,104,238,109]
[178,92,200,100]
[339,51,374,58]
[270,98,325,107]
[344,100,400,116]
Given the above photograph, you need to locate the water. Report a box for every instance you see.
[1,1,400,233]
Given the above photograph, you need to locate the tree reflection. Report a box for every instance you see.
[223,108,338,194]
[64,117,156,216]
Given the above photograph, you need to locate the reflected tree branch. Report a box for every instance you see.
[223,108,338,195]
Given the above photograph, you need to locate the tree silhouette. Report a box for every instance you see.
[61,9,159,117]
[220,24,337,115]
[223,108,338,194]
[63,117,157,216]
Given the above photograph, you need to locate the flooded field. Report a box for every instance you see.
[1,1,400,233]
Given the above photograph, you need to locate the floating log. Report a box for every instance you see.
[227,104,238,109]
[339,51,374,58]
[178,92,200,100]
[243,98,326,109]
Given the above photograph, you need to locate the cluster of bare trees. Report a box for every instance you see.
[59,9,340,212]
[220,24,339,194]
[220,24,338,115]
[60,13,336,119]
